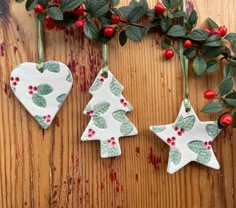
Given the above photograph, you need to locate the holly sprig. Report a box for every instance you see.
[16,0,236,129]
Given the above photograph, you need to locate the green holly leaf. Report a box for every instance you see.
[110,77,123,96]
[120,122,134,136]
[113,110,129,122]
[201,102,224,113]
[32,93,47,108]
[183,115,195,131]
[44,62,60,73]
[197,149,212,164]
[37,84,53,95]
[92,115,107,129]
[188,141,206,153]
[94,102,110,115]
[170,147,181,165]
[206,123,219,138]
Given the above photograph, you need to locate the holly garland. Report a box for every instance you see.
[16,0,236,129]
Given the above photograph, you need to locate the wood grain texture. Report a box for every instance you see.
[0,0,235,207]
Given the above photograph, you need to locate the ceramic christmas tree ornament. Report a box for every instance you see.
[150,100,220,174]
[10,18,73,129]
[81,44,138,158]
[150,42,221,173]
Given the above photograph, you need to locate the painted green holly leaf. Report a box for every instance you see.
[183,115,196,131]
[66,71,72,82]
[112,110,129,122]
[90,78,102,92]
[120,122,134,136]
[206,123,219,138]
[11,87,16,92]
[127,103,133,111]
[56,94,67,103]
[44,62,60,73]
[110,77,123,96]
[94,102,110,115]
[188,140,206,153]
[170,147,181,165]
[92,115,107,129]
[32,93,47,108]
[34,115,49,129]
[197,149,211,164]
[84,104,91,112]
[37,84,53,95]
[173,115,184,128]
[151,126,166,134]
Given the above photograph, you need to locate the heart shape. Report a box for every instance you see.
[10,61,73,129]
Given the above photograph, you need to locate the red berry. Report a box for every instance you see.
[219,25,227,37]
[111,14,120,24]
[120,99,124,104]
[73,5,85,16]
[208,141,212,145]
[203,27,211,34]
[172,137,176,141]
[123,102,127,107]
[171,142,176,146]
[54,0,61,4]
[28,86,33,90]
[45,15,55,30]
[211,28,221,36]
[10,77,14,81]
[110,137,115,141]
[204,141,208,146]
[180,128,184,133]
[207,146,211,150]
[154,3,165,14]
[108,140,111,143]
[33,86,37,91]
[15,77,20,82]
[29,91,33,95]
[174,127,179,131]
[47,115,51,118]
[167,138,171,143]
[92,131,95,135]
[177,132,182,136]
[88,134,92,138]
[220,114,233,127]
[90,110,94,115]
[88,129,92,133]
[43,116,47,119]
[164,49,174,59]
[13,82,17,86]
[104,26,115,37]
[183,40,192,48]
[56,25,66,30]
[46,119,51,123]
[75,19,85,31]
[34,4,44,14]
[112,141,116,146]
[204,89,216,99]
[100,78,104,82]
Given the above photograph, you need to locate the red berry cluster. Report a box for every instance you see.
[166,136,176,146]
[42,114,51,123]
[88,129,95,138]
[10,76,20,86]
[99,73,107,83]
[204,141,212,150]
[108,137,116,146]
[28,85,37,95]
[120,99,127,107]
[174,126,184,136]
[86,110,94,116]
[203,25,227,37]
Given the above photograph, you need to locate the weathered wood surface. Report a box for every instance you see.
[0,0,235,207]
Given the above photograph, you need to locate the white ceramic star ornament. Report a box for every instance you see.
[150,100,221,174]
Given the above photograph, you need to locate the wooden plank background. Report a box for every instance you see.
[0,0,235,207]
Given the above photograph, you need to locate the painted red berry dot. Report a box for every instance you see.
[100,78,104,82]
[207,146,211,150]
[204,141,208,146]
[10,77,14,81]
[208,141,212,145]
[47,115,51,118]
[90,110,94,115]
[174,127,179,131]
[177,132,182,136]
[110,137,115,141]
[87,112,90,115]
[171,142,176,146]
[15,77,20,82]
[108,140,111,143]
[112,141,116,146]
[46,119,51,123]
[28,86,33,90]
[88,134,92,138]
[29,91,33,95]
[167,138,171,143]
[88,129,92,133]
[33,87,37,91]
[120,99,124,104]
[13,82,17,86]
[43,116,47,119]
[100,73,105,78]
[123,102,128,107]
[180,128,185,133]
[172,137,176,141]
[164,49,174,59]
[91,131,95,135]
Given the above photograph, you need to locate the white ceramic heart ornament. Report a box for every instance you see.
[10,61,73,129]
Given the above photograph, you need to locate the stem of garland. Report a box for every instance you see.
[102,43,108,77]
[36,18,44,72]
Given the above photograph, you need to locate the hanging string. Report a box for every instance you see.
[102,43,108,77]
[179,41,191,112]
[36,18,44,72]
